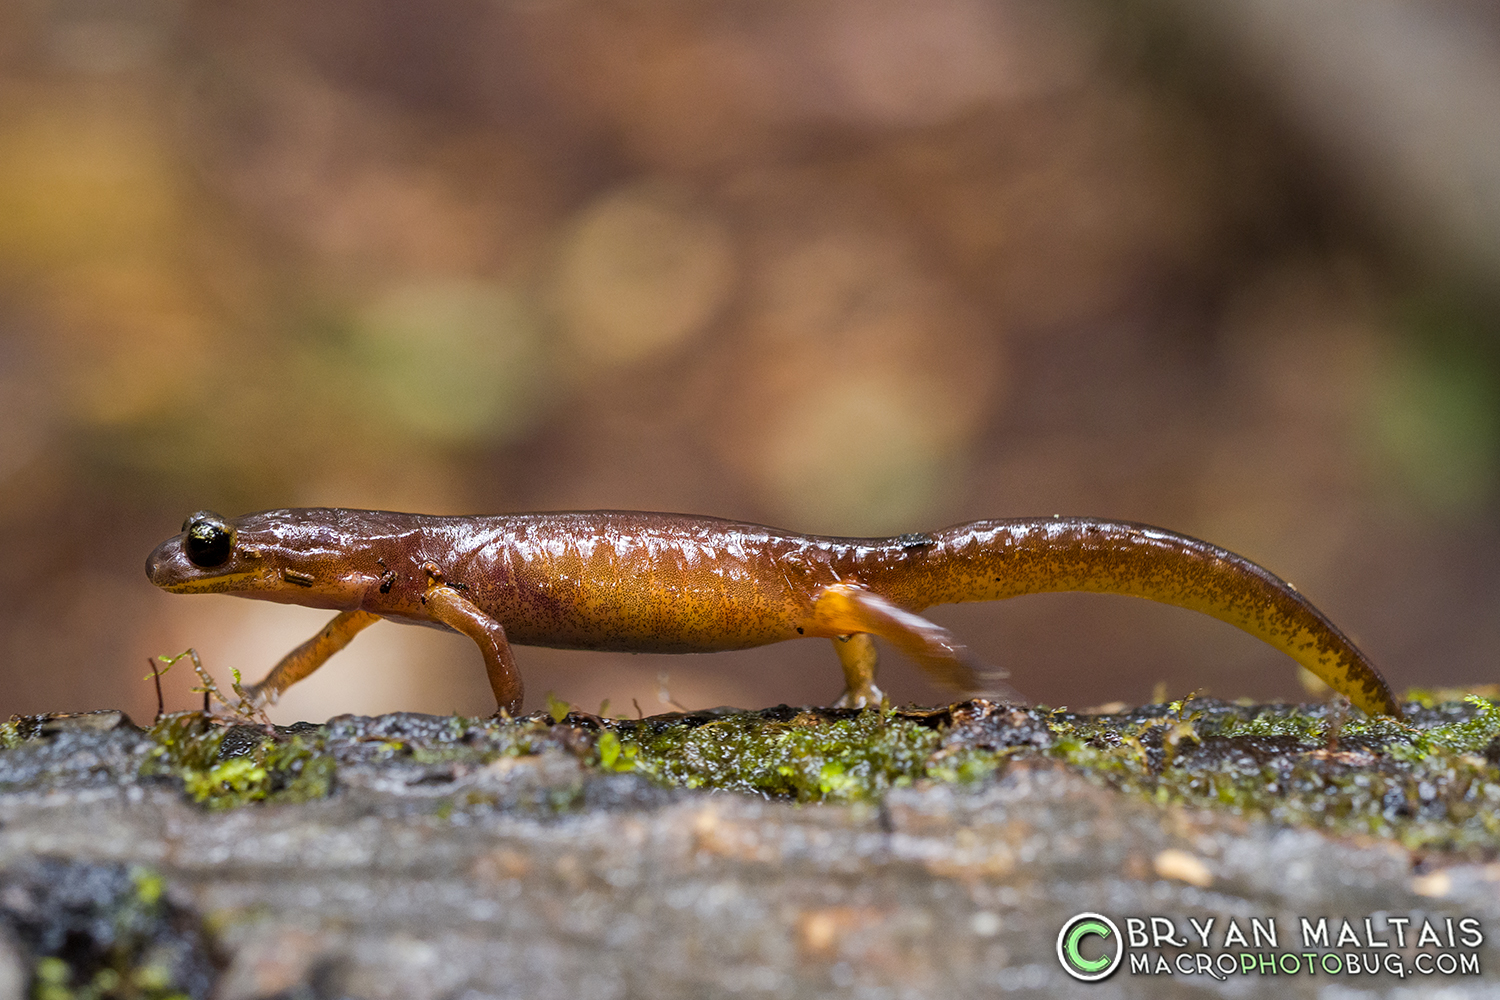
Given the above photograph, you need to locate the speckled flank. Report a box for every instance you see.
[146,509,1401,718]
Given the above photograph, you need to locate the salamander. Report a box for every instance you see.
[144,509,1403,718]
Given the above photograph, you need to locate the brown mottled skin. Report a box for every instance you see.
[145,509,1402,718]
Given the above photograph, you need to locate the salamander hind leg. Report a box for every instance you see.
[810,583,996,698]
[422,584,524,716]
[831,633,883,708]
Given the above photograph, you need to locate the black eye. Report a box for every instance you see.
[184,514,234,568]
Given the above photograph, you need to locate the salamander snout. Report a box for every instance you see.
[144,548,163,584]
[145,536,192,589]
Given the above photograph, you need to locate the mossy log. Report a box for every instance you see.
[0,696,1495,998]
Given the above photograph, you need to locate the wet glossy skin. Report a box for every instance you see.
[145,509,1403,718]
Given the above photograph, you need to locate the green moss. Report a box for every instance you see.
[1041,696,1500,855]
[593,706,997,803]
[141,714,223,773]
[141,714,333,810]
[1402,694,1500,754]
[136,710,579,811]
[0,718,25,751]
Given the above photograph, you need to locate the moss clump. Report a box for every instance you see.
[141,714,333,810]
[132,710,610,811]
[1042,695,1500,855]
[590,705,1002,802]
[0,717,26,751]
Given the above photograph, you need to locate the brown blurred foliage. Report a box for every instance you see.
[0,0,1497,723]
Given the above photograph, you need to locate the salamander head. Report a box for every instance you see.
[146,509,376,609]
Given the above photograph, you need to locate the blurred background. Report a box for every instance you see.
[1,0,1497,724]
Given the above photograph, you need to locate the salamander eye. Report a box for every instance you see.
[183,512,235,568]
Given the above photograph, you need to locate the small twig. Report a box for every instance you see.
[146,657,165,722]
[632,698,644,720]
[1325,694,1350,752]
[656,671,690,713]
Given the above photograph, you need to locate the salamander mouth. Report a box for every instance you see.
[153,571,269,594]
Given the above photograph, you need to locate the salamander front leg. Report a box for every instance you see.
[422,584,524,716]
[831,634,883,708]
[244,609,382,706]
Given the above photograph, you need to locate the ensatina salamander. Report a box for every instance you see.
[144,509,1402,718]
